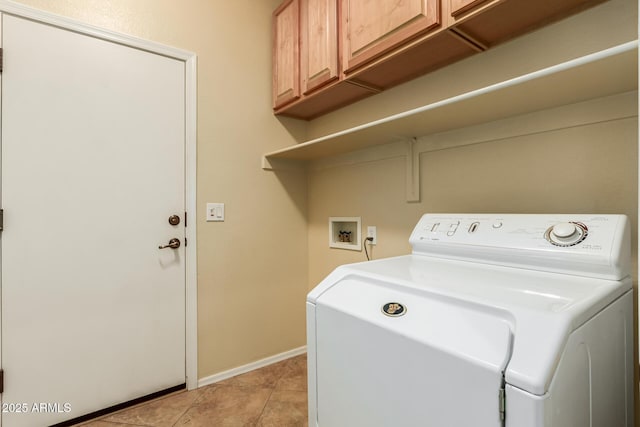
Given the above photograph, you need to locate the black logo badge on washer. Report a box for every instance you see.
[382,302,406,317]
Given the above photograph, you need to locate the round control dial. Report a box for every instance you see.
[544,222,588,247]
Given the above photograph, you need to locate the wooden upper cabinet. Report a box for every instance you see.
[449,0,491,17]
[301,0,339,94]
[272,0,609,119]
[341,0,441,74]
[272,0,300,109]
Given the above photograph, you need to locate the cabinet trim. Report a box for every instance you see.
[273,0,301,108]
[301,0,339,94]
[450,0,493,17]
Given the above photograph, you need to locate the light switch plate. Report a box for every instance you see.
[206,203,225,222]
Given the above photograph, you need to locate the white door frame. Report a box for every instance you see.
[0,1,199,390]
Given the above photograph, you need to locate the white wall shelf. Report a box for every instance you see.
[263,41,638,169]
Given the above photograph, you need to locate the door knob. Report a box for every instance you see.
[159,238,181,249]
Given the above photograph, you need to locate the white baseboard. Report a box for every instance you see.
[197,346,307,389]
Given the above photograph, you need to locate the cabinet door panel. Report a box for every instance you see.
[342,0,440,72]
[273,0,300,108]
[302,0,339,94]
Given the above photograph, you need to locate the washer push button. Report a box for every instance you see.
[447,221,460,236]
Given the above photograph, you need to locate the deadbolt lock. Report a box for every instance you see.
[168,215,181,226]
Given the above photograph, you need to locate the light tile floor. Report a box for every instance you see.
[76,354,308,427]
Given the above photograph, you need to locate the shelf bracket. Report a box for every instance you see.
[262,155,305,171]
[262,155,277,170]
[405,138,420,203]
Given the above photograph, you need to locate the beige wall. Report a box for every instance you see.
[308,93,638,285]
[10,0,309,379]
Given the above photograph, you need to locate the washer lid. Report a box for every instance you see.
[314,277,512,426]
[309,254,630,395]
[315,275,514,376]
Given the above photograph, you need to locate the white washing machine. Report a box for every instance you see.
[306,214,633,427]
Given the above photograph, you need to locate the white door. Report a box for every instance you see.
[1,13,186,427]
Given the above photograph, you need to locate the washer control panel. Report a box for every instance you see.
[409,214,630,280]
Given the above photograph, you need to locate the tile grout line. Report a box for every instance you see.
[170,398,197,427]
[170,385,217,427]
[255,356,294,424]
[256,386,277,425]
